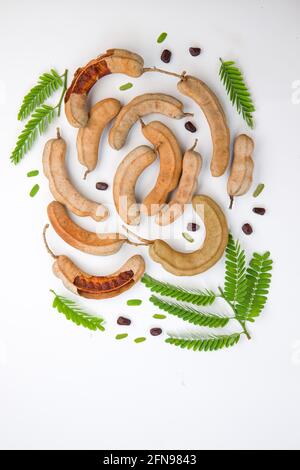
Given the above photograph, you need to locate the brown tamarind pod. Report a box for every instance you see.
[43,129,109,222]
[47,201,131,256]
[77,98,122,179]
[65,49,144,128]
[227,134,255,209]
[43,225,145,299]
[177,75,230,176]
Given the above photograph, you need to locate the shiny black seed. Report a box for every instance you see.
[189,47,201,56]
[242,223,253,235]
[253,207,266,215]
[96,182,108,190]
[187,223,200,232]
[185,121,197,133]
[117,316,131,326]
[150,328,162,336]
[161,49,172,63]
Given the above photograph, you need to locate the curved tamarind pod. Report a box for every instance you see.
[155,140,202,225]
[48,201,128,256]
[132,195,227,276]
[43,225,145,299]
[77,98,121,179]
[65,49,144,128]
[43,130,109,222]
[177,75,230,177]
[227,134,254,209]
[141,121,182,216]
[109,93,191,150]
[113,146,157,225]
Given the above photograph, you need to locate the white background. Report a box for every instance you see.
[0,0,299,450]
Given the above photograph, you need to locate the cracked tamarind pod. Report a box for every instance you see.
[65,49,144,128]
[43,225,145,299]
[43,129,109,222]
[109,93,192,150]
[227,134,255,209]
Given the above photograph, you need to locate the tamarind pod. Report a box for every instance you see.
[47,201,127,255]
[53,254,145,299]
[177,75,230,177]
[227,134,255,208]
[77,98,121,178]
[113,146,157,225]
[149,195,228,276]
[65,49,144,127]
[155,141,202,225]
[43,131,109,222]
[141,121,182,216]
[109,93,191,150]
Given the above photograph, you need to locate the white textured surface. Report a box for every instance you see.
[0,0,300,450]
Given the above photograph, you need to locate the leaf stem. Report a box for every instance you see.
[218,287,251,340]
[55,69,68,117]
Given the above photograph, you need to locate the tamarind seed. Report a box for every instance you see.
[189,47,201,56]
[187,223,200,232]
[96,182,109,191]
[242,223,253,235]
[117,316,131,326]
[185,121,197,133]
[253,207,266,215]
[150,328,162,336]
[161,49,172,63]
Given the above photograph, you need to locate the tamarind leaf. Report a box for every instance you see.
[18,69,63,121]
[223,234,247,305]
[142,274,217,306]
[11,105,57,165]
[157,32,168,43]
[150,295,230,328]
[235,252,273,322]
[166,333,241,352]
[50,290,105,331]
[219,59,255,129]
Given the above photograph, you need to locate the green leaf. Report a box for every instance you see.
[235,252,273,321]
[182,232,194,243]
[142,273,217,306]
[157,32,168,43]
[219,58,255,129]
[27,170,39,177]
[166,333,241,352]
[29,184,40,197]
[134,337,147,343]
[18,69,63,120]
[150,295,230,328]
[127,299,142,306]
[253,183,265,198]
[119,82,133,91]
[116,333,128,340]
[11,105,57,165]
[50,290,105,331]
[153,314,167,320]
[223,234,247,305]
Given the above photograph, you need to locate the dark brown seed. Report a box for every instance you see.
[189,47,201,56]
[96,182,108,191]
[117,316,131,326]
[150,327,162,336]
[161,49,171,63]
[187,223,200,232]
[185,121,197,133]
[242,223,253,235]
[253,207,266,215]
